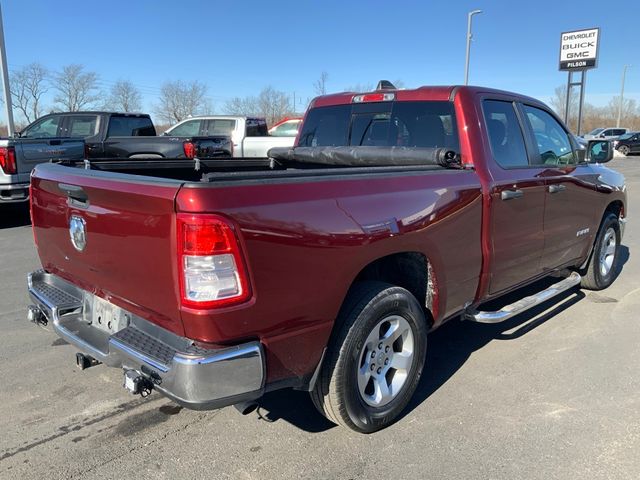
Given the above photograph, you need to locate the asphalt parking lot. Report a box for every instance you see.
[1,157,639,480]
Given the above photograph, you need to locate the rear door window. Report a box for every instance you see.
[481,100,529,168]
[204,119,236,136]
[65,115,99,137]
[298,101,459,150]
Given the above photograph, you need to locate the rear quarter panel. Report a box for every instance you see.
[177,170,483,382]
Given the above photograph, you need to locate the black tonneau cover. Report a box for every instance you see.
[267,146,460,168]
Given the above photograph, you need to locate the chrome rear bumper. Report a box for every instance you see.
[0,183,29,202]
[27,270,265,409]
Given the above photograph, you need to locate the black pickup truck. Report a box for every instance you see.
[18,112,232,159]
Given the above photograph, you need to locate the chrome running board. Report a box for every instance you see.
[465,272,581,324]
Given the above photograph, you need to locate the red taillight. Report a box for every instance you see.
[177,213,251,309]
[183,141,196,159]
[182,220,232,255]
[352,93,395,103]
[0,146,17,174]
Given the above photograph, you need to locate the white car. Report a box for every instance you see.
[582,127,629,142]
[164,116,294,157]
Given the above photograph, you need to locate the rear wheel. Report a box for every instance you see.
[619,145,630,156]
[311,282,428,433]
[581,212,621,290]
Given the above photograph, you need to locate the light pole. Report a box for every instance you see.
[464,9,482,86]
[617,65,631,128]
[0,3,14,136]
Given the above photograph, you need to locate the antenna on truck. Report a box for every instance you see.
[376,80,396,90]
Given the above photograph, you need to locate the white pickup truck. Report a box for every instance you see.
[163,116,294,157]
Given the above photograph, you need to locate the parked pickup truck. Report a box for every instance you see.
[163,115,294,157]
[19,111,232,159]
[0,136,84,203]
[26,85,627,433]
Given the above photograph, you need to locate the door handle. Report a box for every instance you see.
[59,183,89,208]
[501,189,523,201]
[548,184,567,194]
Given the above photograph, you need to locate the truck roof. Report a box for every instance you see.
[39,111,150,117]
[311,85,545,108]
[173,115,266,121]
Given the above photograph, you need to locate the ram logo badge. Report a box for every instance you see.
[69,216,87,252]
[576,228,590,237]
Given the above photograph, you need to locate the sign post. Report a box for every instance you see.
[559,28,600,135]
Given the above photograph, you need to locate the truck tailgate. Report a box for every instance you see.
[30,163,185,335]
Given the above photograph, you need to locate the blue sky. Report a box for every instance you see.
[1,0,638,123]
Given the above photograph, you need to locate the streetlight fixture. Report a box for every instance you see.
[617,65,631,128]
[464,9,482,86]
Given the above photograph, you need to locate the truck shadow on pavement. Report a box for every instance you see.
[0,203,31,229]
[254,247,629,433]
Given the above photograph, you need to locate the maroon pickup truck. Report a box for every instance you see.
[27,85,627,433]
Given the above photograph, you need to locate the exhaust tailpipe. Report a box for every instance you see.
[234,401,258,415]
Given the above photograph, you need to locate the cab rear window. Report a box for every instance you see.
[107,116,155,137]
[298,101,459,151]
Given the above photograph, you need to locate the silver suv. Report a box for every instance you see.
[583,127,629,141]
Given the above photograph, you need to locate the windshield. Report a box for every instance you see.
[587,128,604,136]
[618,133,634,140]
[298,101,459,151]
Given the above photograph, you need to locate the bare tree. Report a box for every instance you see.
[53,64,100,111]
[314,71,329,95]
[10,63,49,123]
[343,83,374,93]
[223,96,259,117]
[549,84,579,118]
[223,86,293,125]
[106,80,142,112]
[155,80,209,124]
[608,96,637,127]
[257,87,293,125]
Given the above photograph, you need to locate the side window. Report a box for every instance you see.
[21,116,61,138]
[601,129,613,137]
[246,119,268,137]
[522,105,575,166]
[107,116,155,137]
[66,116,98,137]
[613,129,626,136]
[204,119,236,136]
[270,120,300,137]
[168,120,202,137]
[482,100,529,168]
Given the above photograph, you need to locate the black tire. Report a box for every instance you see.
[581,212,621,290]
[619,145,630,156]
[311,281,428,433]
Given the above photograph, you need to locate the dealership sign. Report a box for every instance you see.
[559,28,599,71]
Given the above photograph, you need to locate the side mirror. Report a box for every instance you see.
[587,140,613,163]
